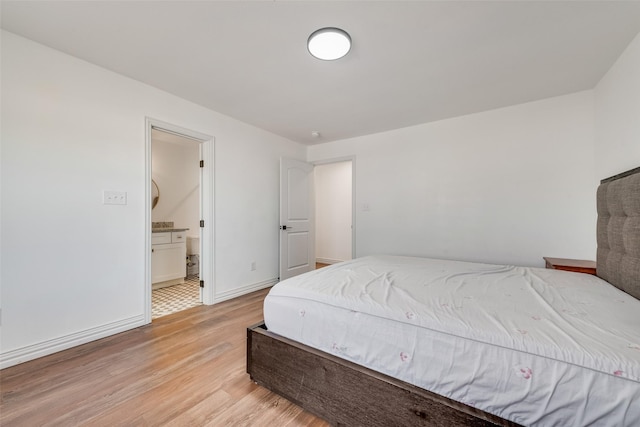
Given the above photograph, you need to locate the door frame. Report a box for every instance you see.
[145,118,215,324]
[311,156,356,261]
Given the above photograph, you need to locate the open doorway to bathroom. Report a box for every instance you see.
[145,118,214,324]
[150,128,203,319]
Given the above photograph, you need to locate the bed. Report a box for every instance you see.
[247,167,640,426]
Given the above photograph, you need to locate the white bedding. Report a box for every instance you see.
[264,255,640,426]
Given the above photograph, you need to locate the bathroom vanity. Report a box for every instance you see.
[151,227,188,289]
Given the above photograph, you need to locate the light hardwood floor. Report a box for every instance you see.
[0,288,328,426]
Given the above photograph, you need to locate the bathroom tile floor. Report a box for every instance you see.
[152,275,202,319]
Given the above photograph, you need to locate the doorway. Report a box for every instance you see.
[279,157,354,281]
[151,129,201,319]
[314,160,354,266]
[145,118,214,324]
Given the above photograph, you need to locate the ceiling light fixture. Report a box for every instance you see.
[307,27,351,61]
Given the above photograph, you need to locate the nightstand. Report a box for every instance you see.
[543,257,597,275]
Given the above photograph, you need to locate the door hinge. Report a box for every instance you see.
[199,280,204,288]
[200,160,204,168]
[200,220,205,227]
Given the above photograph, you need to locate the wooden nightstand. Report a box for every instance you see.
[543,257,597,275]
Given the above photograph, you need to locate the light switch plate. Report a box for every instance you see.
[103,190,127,205]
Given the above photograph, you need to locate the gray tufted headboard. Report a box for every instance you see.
[596,166,640,300]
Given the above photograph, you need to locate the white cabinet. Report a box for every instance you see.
[151,231,187,288]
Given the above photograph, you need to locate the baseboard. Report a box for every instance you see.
[0,314,145,370]
[316,257,344,265]
[214,278,278,303]
[152,277,184,290]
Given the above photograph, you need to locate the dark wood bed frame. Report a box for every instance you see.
[247,322,521,426]
[247,166,639,426]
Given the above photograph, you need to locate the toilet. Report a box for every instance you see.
[187,235,200,256]
[186,236,200,276]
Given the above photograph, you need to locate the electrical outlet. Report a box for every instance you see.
[103,190,127,205]
[251,261,256,271]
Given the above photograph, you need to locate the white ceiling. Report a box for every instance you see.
[3,1,640,145]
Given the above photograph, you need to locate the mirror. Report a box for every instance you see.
[152,179,160,209]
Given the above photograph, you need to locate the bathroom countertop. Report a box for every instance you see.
[152,228,189,233]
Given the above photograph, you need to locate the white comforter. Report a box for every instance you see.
[264,255,640,426]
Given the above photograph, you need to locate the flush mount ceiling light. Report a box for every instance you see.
[307,27,351,60]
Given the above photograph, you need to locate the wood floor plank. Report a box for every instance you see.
[205,386,305,426]
[0,288,329,427]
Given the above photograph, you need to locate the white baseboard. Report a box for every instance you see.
[0,315,145,370]
[2,278,280,369]
[213,278,278,303]
[152,277,184,290]
[316,257,344,265]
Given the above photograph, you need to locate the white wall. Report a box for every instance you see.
[315,161,352,264]
[595,32,640,179]
[4,26,637,369]
[151,135,200,235]
[308,91,597,267]
[0,31,305,367]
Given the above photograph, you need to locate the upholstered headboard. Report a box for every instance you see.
[596,166,640,299]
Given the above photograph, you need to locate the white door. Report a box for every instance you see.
[280,158,315,281]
